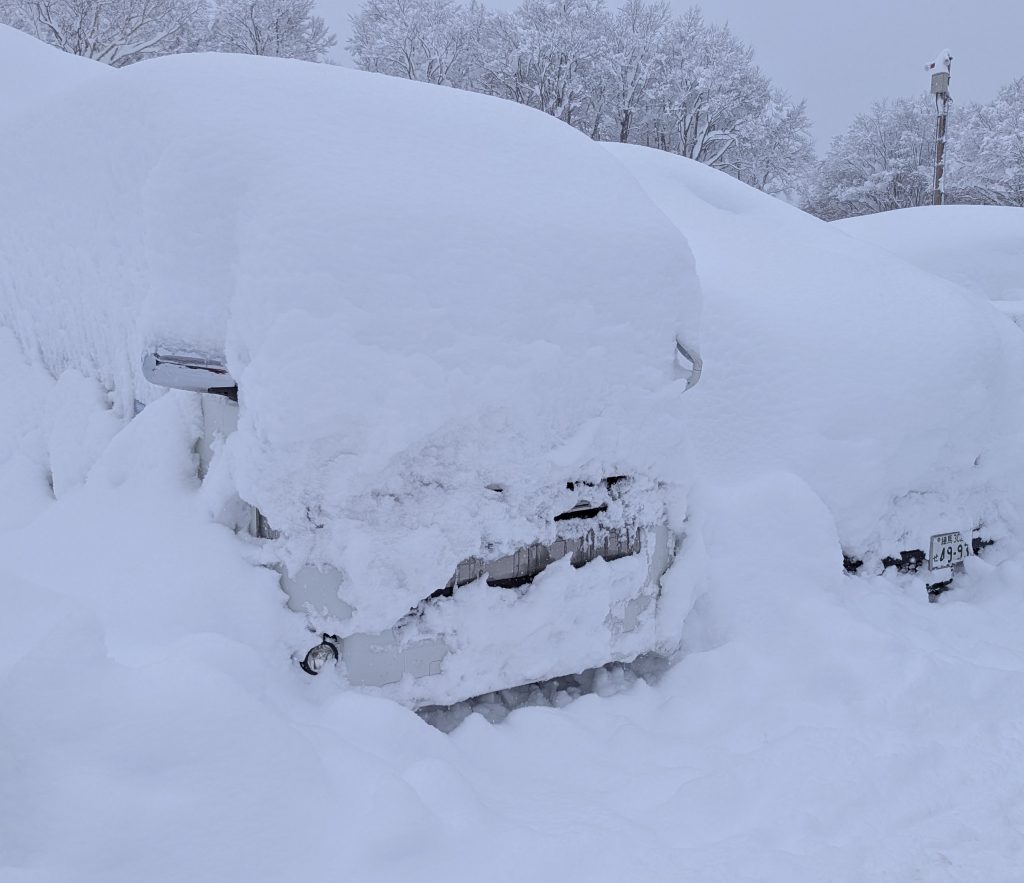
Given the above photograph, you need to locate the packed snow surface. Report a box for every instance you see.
[5,31,1024,883]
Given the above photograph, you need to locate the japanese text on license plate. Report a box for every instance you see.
[929,531,970,571]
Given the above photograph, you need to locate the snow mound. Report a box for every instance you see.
[605,143,1024,559]
[0,24,109,120]
[0,46,701,631]
[835,205,1024,302]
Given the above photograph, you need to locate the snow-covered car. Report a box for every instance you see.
[0,45,703,707]
[834,205,1024,328]
[5,26,1023,713]
[144,347,688,700]
[605,144,1024,594]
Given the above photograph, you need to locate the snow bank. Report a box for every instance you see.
[606,144,1024,560]
[835,205,1024,302]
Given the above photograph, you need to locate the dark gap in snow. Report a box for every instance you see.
[881,549,926,573]
[417,653,671,733]
[973,537,995,555]
[553,502,608,521]
[846,538,994,578]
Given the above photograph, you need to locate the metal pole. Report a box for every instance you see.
[932,93,949,206]
[927,51,952,206]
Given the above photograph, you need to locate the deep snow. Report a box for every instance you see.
[835,204,1024,332]
[6,388,1024,882]
[5,28,1024,883]
[0,34,702,656]
[835,204,1024,303]
[606,143,1024,564]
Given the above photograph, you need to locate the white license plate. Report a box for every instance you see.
[929,531,970,571]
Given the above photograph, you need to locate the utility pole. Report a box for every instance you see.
[925,50,953,206]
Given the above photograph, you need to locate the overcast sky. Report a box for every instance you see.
[317,0,1024,151]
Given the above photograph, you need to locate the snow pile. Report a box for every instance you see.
[836,205,1024,331]
[835,205,1024,302]
[606,144,1024,561]
[0,38,701,641]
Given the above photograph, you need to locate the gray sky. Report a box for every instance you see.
[317,0,1024,150]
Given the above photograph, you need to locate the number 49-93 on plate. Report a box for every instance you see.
[929,531,970,571]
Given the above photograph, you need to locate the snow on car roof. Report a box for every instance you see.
[835,205,1024,302]
[0,24,110,120]
[0,40,702,627]
[605,143,1024,557]
[0,41,699,411]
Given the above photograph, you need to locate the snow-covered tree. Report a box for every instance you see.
[495,0,609,127]
[802,96,935,220]
[616,8,809,194]
[348,0,813,198]
[644,9,756,165]
[728,91,814,197]
[952,78,1024,207]
[600,0,670,143]
[1,0,338,63]
[209,0,334,60]
[0,0,206,65]
[348,0,471,84]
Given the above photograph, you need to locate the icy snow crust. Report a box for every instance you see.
[606,143,1024,561]
[0,39,702,699]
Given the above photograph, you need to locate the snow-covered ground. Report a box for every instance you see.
[5,28,1024,882]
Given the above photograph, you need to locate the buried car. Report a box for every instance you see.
[0,48,704,707]
[5,35,1022,714]
[833,205,1024,330]
[605,143,1024,594]
[147,347,686,701]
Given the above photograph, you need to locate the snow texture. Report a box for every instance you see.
[5,29,1024,883]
